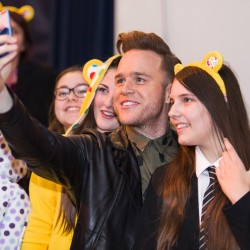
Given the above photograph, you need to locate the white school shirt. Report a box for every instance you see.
[195,146,220,224]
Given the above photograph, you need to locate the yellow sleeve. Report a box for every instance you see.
[21,173,61,250]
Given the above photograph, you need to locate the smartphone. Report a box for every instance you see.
[0,9,12,58]
[0,9,12,36]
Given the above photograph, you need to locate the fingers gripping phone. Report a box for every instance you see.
[0,9,13,58]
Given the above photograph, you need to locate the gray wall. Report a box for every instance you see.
[115,0,250,115]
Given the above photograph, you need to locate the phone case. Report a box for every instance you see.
[0,9,12,35]
[0,9,12,58]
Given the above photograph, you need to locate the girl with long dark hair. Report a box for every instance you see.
[135,51,250,250]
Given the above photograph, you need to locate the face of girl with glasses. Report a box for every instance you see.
[54,71,88,130]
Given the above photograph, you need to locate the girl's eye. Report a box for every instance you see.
[77,90,87,96]
[98,87,108,94]
[58,90,68,96]
[183,97,192,103]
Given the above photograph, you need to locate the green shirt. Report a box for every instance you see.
[126,126,179,198]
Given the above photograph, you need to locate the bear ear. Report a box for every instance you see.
[18,5,35,22]
[82,59,103,84]
[0,3,35,22]
[0,3,19,13]
[174,63,184,75]
[201,51,223,73]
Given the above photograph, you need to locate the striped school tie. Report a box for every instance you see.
[199,166,216,250]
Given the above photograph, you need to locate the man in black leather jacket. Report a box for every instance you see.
[0,31,180,249]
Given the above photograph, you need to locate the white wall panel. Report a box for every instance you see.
[115,0,250,114]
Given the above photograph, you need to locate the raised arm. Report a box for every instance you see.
[0,35,89,191]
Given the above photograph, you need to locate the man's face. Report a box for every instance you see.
[114,49,169,132]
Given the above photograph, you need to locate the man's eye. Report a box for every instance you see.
[116,79,124,84]
[135,77,145,84]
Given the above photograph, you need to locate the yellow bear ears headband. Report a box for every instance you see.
[174,51,226,96]
[0,3,35,22]
[65,54,121,136]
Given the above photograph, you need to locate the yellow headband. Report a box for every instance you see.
[0,3,35,21]
[174,51,226,95]
[65,54,121,135]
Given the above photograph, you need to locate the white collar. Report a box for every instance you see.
[195,146,221,177]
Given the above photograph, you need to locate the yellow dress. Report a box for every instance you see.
[21,173,74,250]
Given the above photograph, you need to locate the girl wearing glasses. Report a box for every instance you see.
[21,65,86,250]
[49,66,89,134]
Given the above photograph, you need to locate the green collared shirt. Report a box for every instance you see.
[126,126,179,199]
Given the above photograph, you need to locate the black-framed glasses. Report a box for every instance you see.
[54,84,89,101]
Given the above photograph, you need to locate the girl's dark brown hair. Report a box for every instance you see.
[157,65,250,250]
[55,56,121,234]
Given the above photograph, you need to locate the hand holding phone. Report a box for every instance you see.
[0,9,12,58]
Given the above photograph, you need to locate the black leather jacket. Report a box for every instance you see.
[0,95,143,250]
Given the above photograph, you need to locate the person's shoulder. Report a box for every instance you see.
[76,128,109,143]
[78,128,104,136]
[73,126,126,150]
[151,164,169,186]
[108,126,129,148]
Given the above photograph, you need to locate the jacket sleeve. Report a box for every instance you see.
[0,91,91,190]
[21,173,59,250]
[223,191,250,250]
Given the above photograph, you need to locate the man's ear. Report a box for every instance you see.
[165,83,172,104]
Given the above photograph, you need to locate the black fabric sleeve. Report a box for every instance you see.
[0,90,89,189]
[223,191,250,250]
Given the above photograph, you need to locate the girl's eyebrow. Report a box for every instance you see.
[179,93,195,97]
[170,93,195,98]
[98,83,108,88]
[56,83,88,89]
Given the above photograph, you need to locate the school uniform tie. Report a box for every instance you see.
[199,165,216,250]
